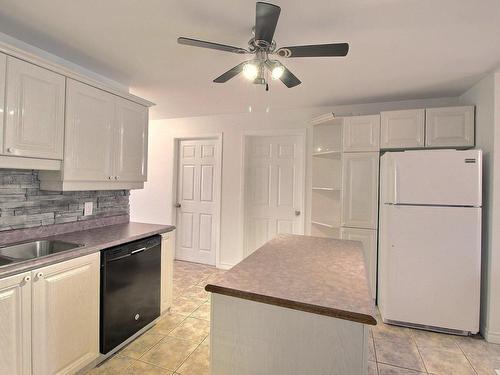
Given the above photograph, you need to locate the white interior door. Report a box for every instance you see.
[175,139,221,265]
[244,134,304,256]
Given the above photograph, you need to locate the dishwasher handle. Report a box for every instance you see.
[131,247,147,254]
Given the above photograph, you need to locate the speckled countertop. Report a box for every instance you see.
[0,222,175,279]
[206,234,377,325]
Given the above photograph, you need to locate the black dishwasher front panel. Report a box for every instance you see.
[100,235,161,354]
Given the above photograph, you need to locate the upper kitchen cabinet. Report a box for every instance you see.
[64,79,114,182]
[114,96,148,182]
[343,115,380,152]
[4,56,65,160]
[39,79,149,190]
[425,106,475,148]
[380,109,425,149]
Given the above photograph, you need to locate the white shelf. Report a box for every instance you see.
[312,150,342,158]
[311,221,339,229]
[312,187,340,191]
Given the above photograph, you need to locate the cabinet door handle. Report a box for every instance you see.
[115,176,119,180]
[7,147,14,153]
[23,275,31,283]
[36,272,44,279]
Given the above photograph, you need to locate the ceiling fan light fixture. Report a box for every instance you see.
[243,62,259,81]
[271,64,285,80]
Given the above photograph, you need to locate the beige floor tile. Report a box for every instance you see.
[177,343,210,375]
[466,352,500,375]
[170,297,206,316]
[368,360,379,375]
[372,322,413,342]
[374,336,426,372]
[87,355,135,374]
[419,346,476,375]
[456,335,500,357]
[411,329,461,354]
[169,317,210,342]
[182,285,210,300]
[149,313,186,335]
[141,336,199,371]
[368,337,376,361]
[119,331,165,359]
[125,361,173,374]
[191,301,211,321]
[377,363,427,375]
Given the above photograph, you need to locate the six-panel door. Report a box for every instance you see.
[425,106,475,148]
[4,56,65,159]
[64,79,114,181]
[114,96,148,181]
[343,115,380,152]
[380,109,425,149]
[31,253,100,375]
[0,272,31,375]
[342,152,379,230]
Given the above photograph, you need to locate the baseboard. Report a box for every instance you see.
[217,262,235,270]
[483,327,500,344]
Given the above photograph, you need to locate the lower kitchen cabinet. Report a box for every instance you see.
[32,253,100,375]
[161,231,175,314]
[341,227,377,299]
[0,272,32,375]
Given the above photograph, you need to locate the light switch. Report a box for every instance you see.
[84,201,93,216]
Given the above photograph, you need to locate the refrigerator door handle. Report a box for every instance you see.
[394,162,399,204]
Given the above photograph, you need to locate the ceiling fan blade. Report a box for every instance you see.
[178,37,248,54]
[279,65,301,88]
[276,43,349,58]
[213,61,248,83]
[255,2,281,44]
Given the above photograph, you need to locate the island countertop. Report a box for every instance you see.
[206,234,377,325]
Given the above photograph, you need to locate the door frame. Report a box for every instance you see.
[240,128,307,257]
[171,133,223,267]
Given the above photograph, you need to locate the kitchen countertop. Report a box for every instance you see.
[206,234,377,325]
[0,222,175,279]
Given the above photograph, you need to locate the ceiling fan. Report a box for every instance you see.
[177,1,349,90]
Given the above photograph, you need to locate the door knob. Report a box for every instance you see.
[295,210,301,216]
[175,203,181,208]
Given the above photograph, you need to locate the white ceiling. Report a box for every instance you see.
[0,0,499,119]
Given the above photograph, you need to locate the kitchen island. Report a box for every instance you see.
[205,234,376,375]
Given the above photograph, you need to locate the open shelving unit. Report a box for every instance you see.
[310,114,344,239]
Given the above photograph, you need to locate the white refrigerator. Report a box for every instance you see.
[378,149,482,334]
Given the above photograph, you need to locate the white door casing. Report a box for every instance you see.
[243,134,305,256]
[0,272,31,375]
[4,56,65,160]
[175,138,221,265]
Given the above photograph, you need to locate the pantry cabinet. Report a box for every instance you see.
[425,106,475,148]
[161,231,175,314]
[341,152,379,230]
[0,272,31,375]
[341,228,377,299]
[31,253,100,375]
[343,115,380,152]
[380,109,425,149]
[4,57,65,160]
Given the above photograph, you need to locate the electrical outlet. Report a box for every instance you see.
[84,201,93,216]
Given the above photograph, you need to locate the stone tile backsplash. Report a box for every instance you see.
[0,169,129,231]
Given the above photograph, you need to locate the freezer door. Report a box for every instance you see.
[378,205,481,333]
[380,150,482,206]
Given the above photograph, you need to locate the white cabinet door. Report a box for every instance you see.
[425,106,475,148]
[342,152,379,229]
[0,53,6,154]
[341,228,377,299]
[114,97,148,182]
[0,272,31,375]
[343,115,380,152]
[161,231,175,314]
[4,57,65,159]
[64,79,114,181]
[380,109,425,149]
[32,253,100,375]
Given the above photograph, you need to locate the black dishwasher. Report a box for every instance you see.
[100,235,161,354]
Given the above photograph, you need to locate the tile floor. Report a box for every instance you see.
[88,260,500,375]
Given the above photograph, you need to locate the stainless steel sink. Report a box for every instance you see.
[0,240,82,261]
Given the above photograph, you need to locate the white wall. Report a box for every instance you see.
[130,96,459,268]
[460,70,500,343]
